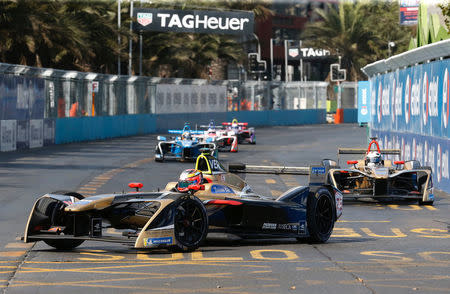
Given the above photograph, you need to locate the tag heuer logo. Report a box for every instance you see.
[137,13,153,26]
[289,48,299,58]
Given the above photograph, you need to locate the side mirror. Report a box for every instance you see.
[129,182,143,192]
[157,136,166,141]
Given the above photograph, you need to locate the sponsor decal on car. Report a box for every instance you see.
[311,166,326,175]
[262,222,305,234]
[211,185,233,194]
[262,223,277,230]
[144,237,173,247]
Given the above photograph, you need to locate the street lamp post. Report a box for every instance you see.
[128,0,134,76]
[388,41,396,57]
[118,0,121,75]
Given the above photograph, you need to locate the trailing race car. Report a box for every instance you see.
[328,138,434,205]
[196,120,238,152]
[222,118,255,144]
[165,152,343,243]
[155,123,217,161]
[23,153,342,252]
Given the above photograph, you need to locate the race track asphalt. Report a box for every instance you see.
[0,123,448,294]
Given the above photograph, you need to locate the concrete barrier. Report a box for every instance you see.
[55,115,156,144]
[54,109,327,144]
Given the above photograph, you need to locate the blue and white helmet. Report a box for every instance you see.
[366,151,382,165]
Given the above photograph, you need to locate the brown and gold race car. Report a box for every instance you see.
[23,153,343,252]
[328,138,434,205]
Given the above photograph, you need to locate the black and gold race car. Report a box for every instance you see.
[23,154,343,251]
[328,138,434,205]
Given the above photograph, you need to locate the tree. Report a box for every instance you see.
[302,1,411,81]
[439,2,450,31]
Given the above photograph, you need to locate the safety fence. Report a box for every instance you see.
[362,39,450,192]
[0,62,335,150]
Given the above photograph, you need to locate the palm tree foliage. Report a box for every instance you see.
[302,1,412,81]
[0,0,270,78]
[0,0,126,72]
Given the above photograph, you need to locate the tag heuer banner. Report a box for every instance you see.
[134,9,254,36]
[288,46,332,60]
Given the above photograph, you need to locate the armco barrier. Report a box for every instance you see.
[55,115,156,144]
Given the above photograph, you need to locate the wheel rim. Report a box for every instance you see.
[315,194,333,234]
[174,200,206,247]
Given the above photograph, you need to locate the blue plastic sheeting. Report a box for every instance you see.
[55,115,156,144]
[227,109,327,126]
[370,58,450,138]
[343,109,358,123]
[371,129,450,192]
[0,74,44,120]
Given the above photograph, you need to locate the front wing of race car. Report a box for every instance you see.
[155,141,216,161]
[328,167,434,203]
[23,192,208,251]
[215,135,238,152]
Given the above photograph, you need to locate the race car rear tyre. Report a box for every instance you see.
[173,197,208,252]
[306,188,336,243]
[44,239,85,250]
[249,134,256,144]
[418,200,434,206]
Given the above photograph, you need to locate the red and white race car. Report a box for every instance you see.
[195,120,238,152]
[222,119,255,144]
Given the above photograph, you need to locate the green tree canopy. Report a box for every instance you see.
[302,1,412,81]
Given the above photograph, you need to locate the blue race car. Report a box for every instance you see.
[155,123,218,162]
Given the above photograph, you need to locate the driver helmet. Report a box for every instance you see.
[366,151,382,167]
[208,128,216,135]
[177,169,203,192]
[181,132,192,140]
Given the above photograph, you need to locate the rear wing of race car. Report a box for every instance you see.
[228,163,309,175]
[168,129,204,135]
[222,122,248,126]
[228,163,331,185]
[337,148,401,164]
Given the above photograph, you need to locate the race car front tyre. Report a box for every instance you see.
[305,188,336,243]
[45,191,85,250]
[173,197,208,252]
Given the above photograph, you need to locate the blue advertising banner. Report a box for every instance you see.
[357,81,371,124]
[370,58,450,191]
[371,129,450,192]
[370,58,450,138]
